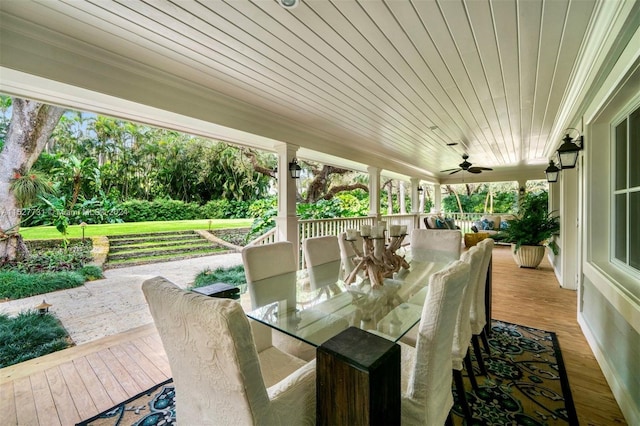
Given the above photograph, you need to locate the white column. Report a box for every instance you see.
[399,181,406,214]
[410,178,420,214]
[433,184,442,213]
[368,166,381,220]
[274,144,299,263]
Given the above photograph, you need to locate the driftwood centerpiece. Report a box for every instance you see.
[343,224,410,289]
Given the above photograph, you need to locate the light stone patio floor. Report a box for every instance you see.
[0,253,243,345]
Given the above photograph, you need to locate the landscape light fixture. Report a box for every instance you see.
[417,186,423,192]
[556,129,584,169]
[289,158,302,179]
[80,221,87,242]
[545,160,560,183]
[36,300,52,315]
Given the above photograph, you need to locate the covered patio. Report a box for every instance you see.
[0,246,625,424]
[1,0,638,423]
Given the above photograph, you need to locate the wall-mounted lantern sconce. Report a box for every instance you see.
[557,129,584,169]
[417,186,423,193]
[518,186,526,196]
[544,160,560,183]
[289,158,301,179]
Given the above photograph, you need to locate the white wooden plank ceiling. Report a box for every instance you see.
[0,0,601,181]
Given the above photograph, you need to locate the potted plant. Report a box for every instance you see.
[496,191,560,268]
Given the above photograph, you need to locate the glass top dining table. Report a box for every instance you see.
[245,249,458,347]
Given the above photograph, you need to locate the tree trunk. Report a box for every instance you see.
[0,98,65,264]
[399,181,406,214]
[384,180,393,215]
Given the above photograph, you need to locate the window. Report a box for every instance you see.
[613,105,640,271]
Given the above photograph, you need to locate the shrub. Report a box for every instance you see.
[3,242,93,274]
[192,265,247,288]
[77,265,103,281]
[0,311,72,368]
[0,271,86,300]
[213,229,250,246]
[122,199,201,221]
[202,199,251,219]
[247,197,277,218]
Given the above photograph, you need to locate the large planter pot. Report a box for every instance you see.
[511,244,545,268]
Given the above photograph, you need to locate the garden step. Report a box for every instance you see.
[106,250,231,268]
[107,245,221,261]
[107,230,195,240]
[108,242,217,258]
[108,238,208,252]
[104,229,240,268]
[108,233,200,245]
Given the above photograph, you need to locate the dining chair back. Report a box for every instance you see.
[468,237,496,373]
[401,259,470,425]
[142,276,316,425]
[410,228,462,260]
[337,231,364,279]
[242,241,297,310]
[453,245,485,370]
[242,241,343,360]
[471,238,495,335]
[303,235,342,289]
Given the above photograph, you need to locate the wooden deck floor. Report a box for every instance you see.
[0,245,627,425]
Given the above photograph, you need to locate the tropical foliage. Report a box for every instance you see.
[1,95,538,236]
[496,191,560,254]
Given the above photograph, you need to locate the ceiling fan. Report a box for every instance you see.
[441,153,493,175]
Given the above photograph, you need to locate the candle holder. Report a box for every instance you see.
[343,227,410,289]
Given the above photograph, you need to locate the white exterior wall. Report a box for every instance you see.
[576,17,640,425]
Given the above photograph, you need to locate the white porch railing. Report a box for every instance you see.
[298,216,376,241]
[249,212,497,268]
[245,227,277,247]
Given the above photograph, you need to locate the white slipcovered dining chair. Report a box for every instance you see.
[337,231,364,280]
[142,277,316,426]
[303,235,342,290]
[411,228,462,260]
[242,241,315,361]
[452,244,486,422]
[470,238,496,371]
[399,260,470,425]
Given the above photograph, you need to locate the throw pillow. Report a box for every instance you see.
[500,221,509,230]
[481,218,494,230]
[435,218,447,229]
[445,218,456,229]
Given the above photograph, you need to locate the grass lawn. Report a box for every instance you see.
[20,219,253,240]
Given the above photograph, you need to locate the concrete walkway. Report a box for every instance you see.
[0,253,243,345]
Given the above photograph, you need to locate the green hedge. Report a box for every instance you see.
[0,271,87,299]
[122,199,252,222]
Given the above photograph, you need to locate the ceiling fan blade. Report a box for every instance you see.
[440,168,459,172]
[474,167,493,171]
[468,168,482,174]
[449,169,462,175]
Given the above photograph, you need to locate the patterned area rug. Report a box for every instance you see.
[77,320,577,426]
[452,320,578,425]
